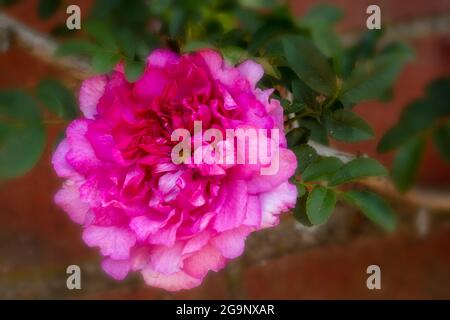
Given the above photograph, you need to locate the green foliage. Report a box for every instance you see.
[36,79,78,120]
[378,77,450,191]
[329,158,387,186]
[391,136,425,192]
[343,190,396,231]
[0,90,45,180]
[306,186,336,225]
[325,109,374,142]
[301,157,343,182]
[38,0,61,19]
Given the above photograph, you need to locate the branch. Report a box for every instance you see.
[0,12,92,81]
[2,12,450,212]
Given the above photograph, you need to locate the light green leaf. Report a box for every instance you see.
[329,157,387,186]
[306,186,336,225]
[343,190,396,231]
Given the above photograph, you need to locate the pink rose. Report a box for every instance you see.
[52,49,297,291]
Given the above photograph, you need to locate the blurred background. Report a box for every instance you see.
[0,0,450,299]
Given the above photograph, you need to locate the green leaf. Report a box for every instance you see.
[85,20,117,50]
[343,190,396,231]
[329,157,387,186]
[300,4,343,26]
[282,35,337,96]
[0,90,45,180]
[297,118,329,145]
[434,122,450,162]
[302,156,344,182]
[291,79,319,108]
[292,144,318,174]
[391,135,425,192]
[325,109,374,142]
[306,186,336,225]
[293,196,312,227]
[92,50,121,73]
[56,40,98,57]
[125,59,145,82]
[38,0,61,19]
[296,184,307,198]
[378,100,435,152]
[36,78,78,120]
[340,43,414,104]
[286,127,310,148]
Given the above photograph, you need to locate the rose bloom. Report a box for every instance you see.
[52,49,297,291]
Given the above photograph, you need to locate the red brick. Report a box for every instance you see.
[244,224,450,299]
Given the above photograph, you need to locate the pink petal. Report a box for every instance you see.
[54,181,89,225]
[213,180,248,232]
[79,75,107,119]
[243,195,261,227]
[238,60,264,87]
[66,120,101,175]
[259,181,297,228]
[212,227,250,259]
[52,139,76,178]
[129,216,161,242]
[246,148,297,194]
[101,258,131,280]
[146,49,179,68]
[82,226,136,260]
[149,243,183,275]
[183,244,225,279]
[141,266,201,292]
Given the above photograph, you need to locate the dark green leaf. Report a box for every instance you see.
[291,79,319,108]
[38,0,61,19]
[297,117,329,145]
[325,109,374,142]
[302,156,344,182]
[91,50,121,73]
[340,43,414,104]
[85,20,117,50]
[306,186,336,225]
[56,40,98,57]
[0,90,45,180]
[434,122,450,162]
[36,78,78,120]
[329,157,387,186]
[296,184,307,198]
[125,59,145,82]
[391,135,425,192]
[343,190,396,231]
[286,127,310,148]
[282,35,337,96]
[292,144,319,174]
[293,196,312,226]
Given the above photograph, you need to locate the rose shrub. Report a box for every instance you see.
[52,49,297,291]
